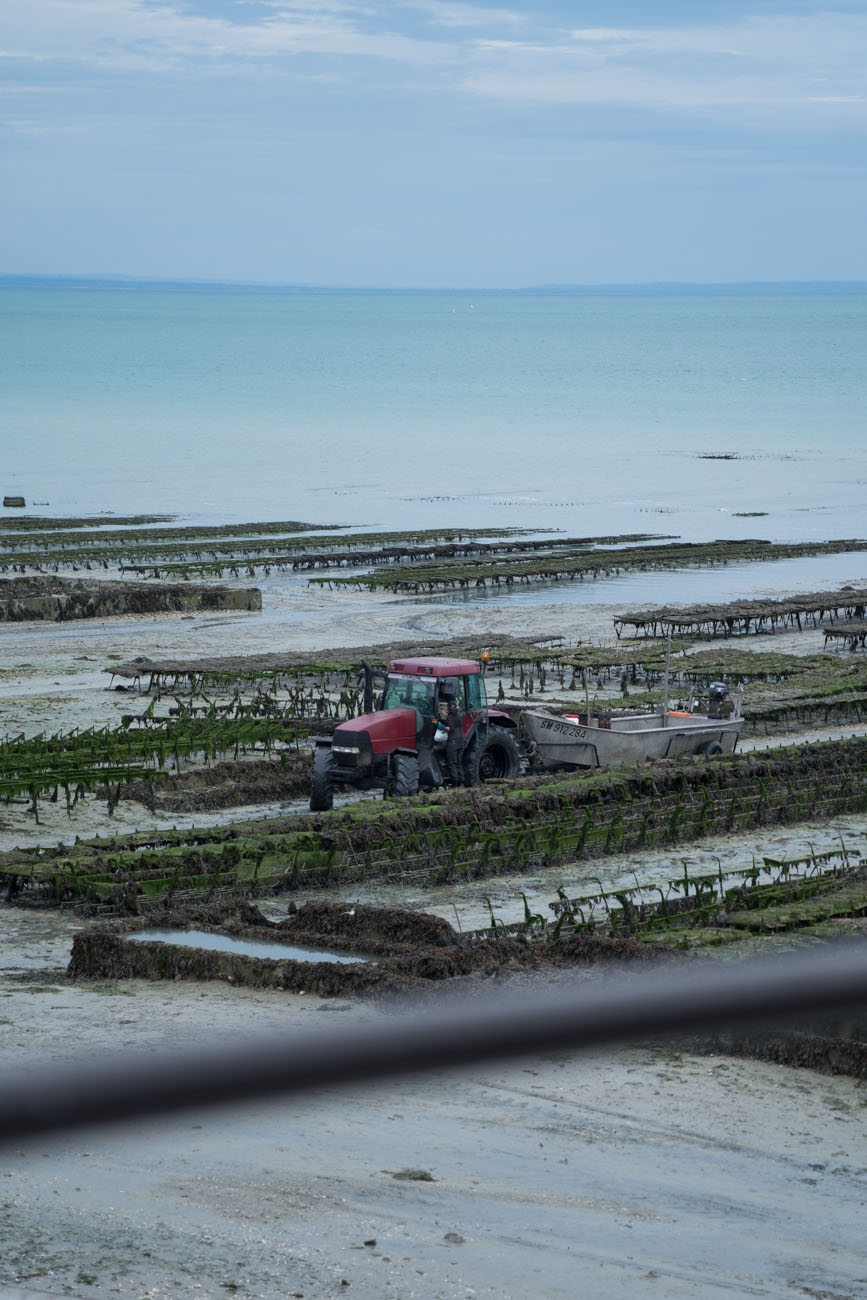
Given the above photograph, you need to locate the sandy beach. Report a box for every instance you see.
[2,579,867,1298]
[3,904,867,1300]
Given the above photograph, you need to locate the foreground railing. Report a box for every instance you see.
[1,941,866,1145]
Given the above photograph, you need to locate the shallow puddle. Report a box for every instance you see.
[125,928,372,964]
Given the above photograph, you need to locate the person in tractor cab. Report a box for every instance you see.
[437,676,460,708]
[437,680,465,786]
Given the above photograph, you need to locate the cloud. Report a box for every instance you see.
[403,1,524,30]
[2,2,866,123]
[1,0,450,72]
[462,14,867,112]
[1,117,59,134]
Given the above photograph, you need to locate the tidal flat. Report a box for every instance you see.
[3,904,867,1300]
[2,538,867,1298]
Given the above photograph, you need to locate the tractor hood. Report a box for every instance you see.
[333,708,418,755]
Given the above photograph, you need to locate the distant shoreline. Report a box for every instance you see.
[2,274,866,297]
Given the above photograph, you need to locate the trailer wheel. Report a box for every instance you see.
[701,741,724,757]
[467,728,522,783]
[392,752,419,798]
[310,746,335,811]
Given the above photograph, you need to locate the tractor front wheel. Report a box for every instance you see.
[310,746,335,811]
[392,752,419,798]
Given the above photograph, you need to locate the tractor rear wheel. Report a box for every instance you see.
[310,746,335,811]
[392,752,419,798]
[466,728,522,784]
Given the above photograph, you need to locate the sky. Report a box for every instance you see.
[2,1,866,287]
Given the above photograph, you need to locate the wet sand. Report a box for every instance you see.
[2,581,867,1297]
[0,575,854,854]
[2,908,866,1300]
[0,570,839,737]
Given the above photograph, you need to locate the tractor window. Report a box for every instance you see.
[466,673,486,710]
[383,675,436,716]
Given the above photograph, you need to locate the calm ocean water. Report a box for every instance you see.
[2,282,865,555]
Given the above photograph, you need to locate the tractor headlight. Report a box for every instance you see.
[331,731,373,767]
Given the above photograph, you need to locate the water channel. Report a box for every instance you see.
[126,928,372,964]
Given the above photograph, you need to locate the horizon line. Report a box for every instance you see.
[2,272,866,295]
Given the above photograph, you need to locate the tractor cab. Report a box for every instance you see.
[381,659,488,745]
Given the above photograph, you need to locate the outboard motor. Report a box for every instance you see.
[708,682,730,718]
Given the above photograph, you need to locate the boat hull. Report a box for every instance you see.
[522,710,742,769]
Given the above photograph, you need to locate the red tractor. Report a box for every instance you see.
[310,655,522,811]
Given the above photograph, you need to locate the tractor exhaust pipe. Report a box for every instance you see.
[361,659,374,713]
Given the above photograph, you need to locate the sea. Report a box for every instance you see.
[2,278,866,607]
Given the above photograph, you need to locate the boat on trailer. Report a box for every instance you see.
[522,683,742,771]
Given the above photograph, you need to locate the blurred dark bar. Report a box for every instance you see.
[2,942,865,1144]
